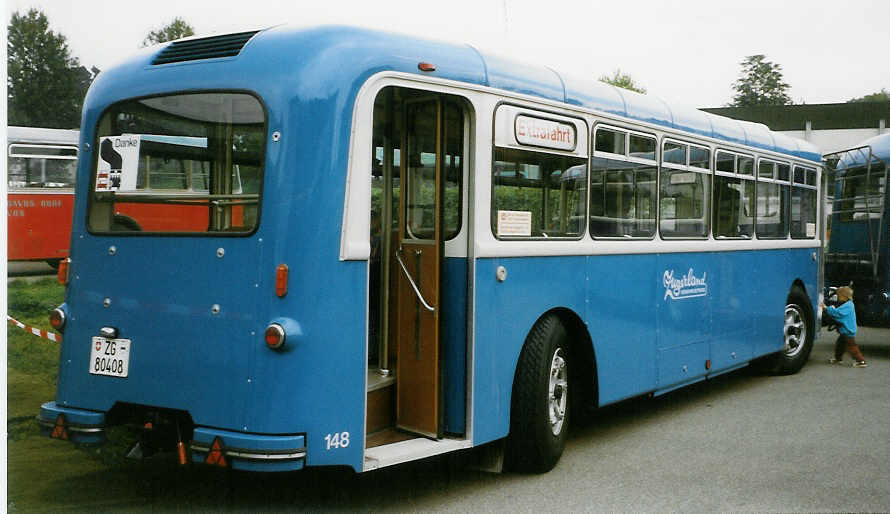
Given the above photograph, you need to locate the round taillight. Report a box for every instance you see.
[49,308,66,332]
[264,323,285,349]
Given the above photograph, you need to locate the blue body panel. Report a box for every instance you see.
[480,51,565,103]
[38,401,106,444]
[191,428,305,472]
[471,248,816,446]
[52,25,822,471]
[442,257,468,435]
[472,256,588,444]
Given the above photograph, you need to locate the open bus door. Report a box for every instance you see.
[368,88,466,446]
[395,98,446,438]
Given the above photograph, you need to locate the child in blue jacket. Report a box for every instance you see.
[821,286,866,368]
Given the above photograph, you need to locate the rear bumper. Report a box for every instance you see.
[190,427,306,472]
[37,402,106,444]
[39,402,307,471]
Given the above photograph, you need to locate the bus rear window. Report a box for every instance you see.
[88,92,265,234]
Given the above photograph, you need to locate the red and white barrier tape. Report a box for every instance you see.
[7,315,62,342]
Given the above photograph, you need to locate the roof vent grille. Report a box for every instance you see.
[152,30,259,65]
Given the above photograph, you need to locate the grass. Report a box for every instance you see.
[7,278,64,431]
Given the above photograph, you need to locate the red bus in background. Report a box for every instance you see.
[7,126,79,267]
[8,128,255,268]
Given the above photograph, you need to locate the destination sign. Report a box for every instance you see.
[515,115,576,151]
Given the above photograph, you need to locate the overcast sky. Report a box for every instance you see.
[6,0,890,108]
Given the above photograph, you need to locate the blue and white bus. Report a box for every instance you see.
[824,133,890,324]
[39,26,822,473]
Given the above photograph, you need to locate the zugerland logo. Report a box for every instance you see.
[663,269,708,300]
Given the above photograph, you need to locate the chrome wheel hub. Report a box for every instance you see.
[783,304,806,357]
[548,348,568,436]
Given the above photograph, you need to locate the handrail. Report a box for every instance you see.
[395,249,435,313]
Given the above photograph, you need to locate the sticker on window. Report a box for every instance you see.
[497,210,532,237]
[806,223,815,237]
[96,135,141,191]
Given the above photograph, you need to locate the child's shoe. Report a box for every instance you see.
[853,361,868,368]
[829,358,842,364]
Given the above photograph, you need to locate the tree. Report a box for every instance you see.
[847,88,890,103]
[142,17,195,46]
[729,55,792,107]
[599,69,647,94]
[7,9,98,128]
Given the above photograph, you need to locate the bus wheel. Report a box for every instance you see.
[758,287,814,375]
[505,314,569,473]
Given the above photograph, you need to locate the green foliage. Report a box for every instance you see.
[729,55,792,107]
[847,88,890,103]
[599,69,647,94]
[142,17,196,46]
[7,9,98,128]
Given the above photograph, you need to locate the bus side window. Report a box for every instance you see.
[491,147,586,239]
[590,157,656,238]
[7,144,78,189]
[790,165,817,239]
[660,143,709,239]
[590,128,656,239]
[713,152,754,238]
[756,160,789,239]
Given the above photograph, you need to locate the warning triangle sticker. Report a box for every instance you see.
[51,414,69,440]
[205,437,227,467]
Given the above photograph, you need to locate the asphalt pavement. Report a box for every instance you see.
[362,326,890,513]
[183,325,888,513]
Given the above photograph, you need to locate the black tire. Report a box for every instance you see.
[505,314,569,473]
[756,287,814,375]
[46,259,61,270]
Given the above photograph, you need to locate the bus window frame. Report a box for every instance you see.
[790,164,819,240]
[590,123,659,241]
[755,157,792,240]
[8,144,78,159]
[836,162,885,223]
[491,102,589,241]
[658,137,711,240]
[86,89,269,238]
[8,144,79,190]
[712,149,756,240]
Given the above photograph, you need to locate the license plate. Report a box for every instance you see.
[89,337,131,378]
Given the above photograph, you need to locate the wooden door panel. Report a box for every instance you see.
[395,98,443,438]
[396,242,439,437]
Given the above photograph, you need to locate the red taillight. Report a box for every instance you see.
[57,258,70,285]
[275,264,288,297]
[49,308,66,332]
[265,323,286,349]
[418,62,436,72]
